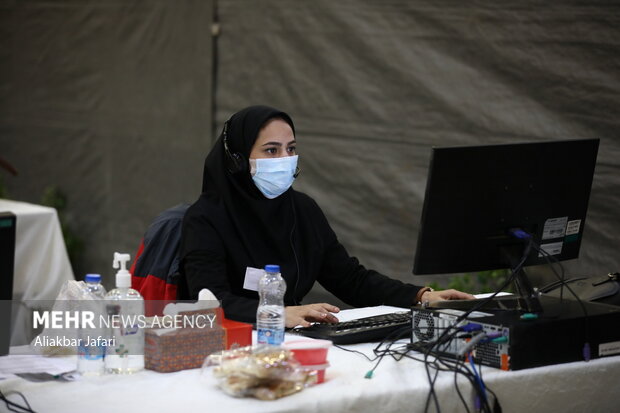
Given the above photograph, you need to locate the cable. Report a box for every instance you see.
[429,348,494,413]
[289,196,301,305]
[533,243,586,315]
[453,356,472,413]
[458,332,488,357]
[0,389,36,413]
[508,230,591,361]
[468,353,487,408]
[507,228,587,318]
[476,356,501,412]
[366,325,416,378]
[333,343,377,362]
[532,242,591,361]
[330,322,461,372]
[423,323,473,412]
[330,288,514,412]
[417,228,537,412]
[332,324,424,377]
[418,236,533,412]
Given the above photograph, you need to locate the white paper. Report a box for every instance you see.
[242,267,264,292]
[474,292,513,299]
[0,355,75,375]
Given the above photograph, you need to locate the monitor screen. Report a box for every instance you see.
[0,212,16,355]
[413,138,599,277]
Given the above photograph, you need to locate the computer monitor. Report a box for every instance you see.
[0,212,16,355]
[413,138,599,311]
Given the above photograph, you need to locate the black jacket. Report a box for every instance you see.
[181,190,420,323]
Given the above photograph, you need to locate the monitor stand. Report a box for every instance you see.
[501,242,543,313]
[426,242,544,314]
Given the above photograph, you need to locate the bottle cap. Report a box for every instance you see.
[264,264,280,273]
[85,273,102,283]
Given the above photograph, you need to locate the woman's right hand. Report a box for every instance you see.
[285,303,340,328]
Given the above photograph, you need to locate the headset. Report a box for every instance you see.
[222,120,248,174]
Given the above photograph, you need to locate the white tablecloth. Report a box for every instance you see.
[0,306,619,413]
[0,199,75,345]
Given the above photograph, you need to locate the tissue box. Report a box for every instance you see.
[145,308,252,373]
[222,318,253,349]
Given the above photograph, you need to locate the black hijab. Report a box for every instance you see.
[203,105,296,256]
[180,105,309,307]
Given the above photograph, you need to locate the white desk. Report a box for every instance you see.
[0,306,619,413]
[0,199,75,346]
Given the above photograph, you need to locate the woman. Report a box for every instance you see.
[179,105,473,328]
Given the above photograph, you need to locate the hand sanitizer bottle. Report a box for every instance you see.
[104,252,145,374]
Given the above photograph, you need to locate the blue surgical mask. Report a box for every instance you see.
[250,155,298,199]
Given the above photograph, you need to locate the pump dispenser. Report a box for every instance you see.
[113,252,131,288]
[105,252,145,374]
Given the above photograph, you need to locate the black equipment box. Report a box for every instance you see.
[411,295,620,370]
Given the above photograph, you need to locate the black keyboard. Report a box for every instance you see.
[291,311,412,345]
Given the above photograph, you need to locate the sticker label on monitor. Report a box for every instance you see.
[565,219,581,236]
[599,340,620,357]
[538,242,563,257]
[542,217,568,240]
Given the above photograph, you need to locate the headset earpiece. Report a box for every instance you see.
[222,120,248,174]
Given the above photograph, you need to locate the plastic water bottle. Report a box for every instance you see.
[77,274,106,376]
[256,264,287,346]
[104,253,145,374]
[84,273,106,299]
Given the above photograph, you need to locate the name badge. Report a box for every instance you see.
[243,267,264,292]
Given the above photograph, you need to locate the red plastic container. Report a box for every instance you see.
[283,339,332,383]
[299,362,330,384]
[283,339,332,364]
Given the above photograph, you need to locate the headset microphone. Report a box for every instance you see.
[222,120,248,174]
